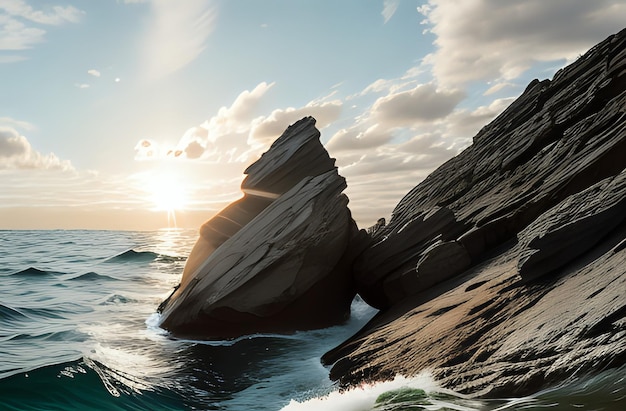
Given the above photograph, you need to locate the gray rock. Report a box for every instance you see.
[325,28,626,398]
[158,117,360,339]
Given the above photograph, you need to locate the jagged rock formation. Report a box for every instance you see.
[323,28,626,397]
[158,117,366,339]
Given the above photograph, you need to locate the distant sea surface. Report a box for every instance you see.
[1,230,624,410]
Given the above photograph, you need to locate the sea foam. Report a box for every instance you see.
[280,373,446,411]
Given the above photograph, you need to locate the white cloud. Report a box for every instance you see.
[419,0,626,86]
[141,0,215,80]
[0,127,73,170]
[0,116,35,131]
[0,1,83,53]
[382,0,399,24]
[483,82,516,96]
[372,83,465,127]
[0,0,83,25]
[135,82,275,162]
[0,14,45,50]
[248,100,342,147]
[87,69,101,77]
[75,83,90,89]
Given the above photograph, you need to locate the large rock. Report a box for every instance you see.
[324,29,626,397]
[158,117,365,339]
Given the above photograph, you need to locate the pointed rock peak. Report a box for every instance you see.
[242,116,336,196]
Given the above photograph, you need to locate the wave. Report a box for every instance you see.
[9,267,64,277]
[0,357,189,411]
[67,272,119,282]
[0,303,30,322]
[100,294,137,305]
[104,249,160,263]
[105,249,186,264]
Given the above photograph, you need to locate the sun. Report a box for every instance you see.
[150,176,188,212]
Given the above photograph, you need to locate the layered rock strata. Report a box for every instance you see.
[324,28,626,396]
[158,117,365,339]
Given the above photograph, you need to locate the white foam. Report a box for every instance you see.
[280,373,441,411]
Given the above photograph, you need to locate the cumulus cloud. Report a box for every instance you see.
[419,0,626,86]
[0,127,73,170]
[249,100,342,147]
[135,82,273,162]
[87,69,100,77]
[141,0,215,80]
[371,83,465,127]
[134,81,344,172]
[0,1,83,53]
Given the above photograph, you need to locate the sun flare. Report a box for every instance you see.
[153,179,187,212]
[145,172,189,213]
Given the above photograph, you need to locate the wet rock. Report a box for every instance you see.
[325,28,626,397]
[158,117,361,339]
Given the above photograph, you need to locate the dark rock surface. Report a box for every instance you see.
[158,117,365,339]
[324,28,626,397]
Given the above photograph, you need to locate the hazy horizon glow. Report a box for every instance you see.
[1,1,624,230]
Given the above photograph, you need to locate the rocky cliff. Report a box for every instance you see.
[158,28,625,398]
[323,28,626,397]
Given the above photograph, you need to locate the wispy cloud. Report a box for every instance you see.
[0,0,83,25]
[0,0,83,55]
[0,116,35,131]
[382,0,399,24]
[140,0,215,81]
[87,69,101,77]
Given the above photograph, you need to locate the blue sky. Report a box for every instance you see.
[1,0,624,230]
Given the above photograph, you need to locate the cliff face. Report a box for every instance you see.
[323,28,626,396]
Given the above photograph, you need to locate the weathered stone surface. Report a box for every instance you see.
[158,117,362,339]
[354,206,467,309]
[325,29,626,397]
[518,170,626,282]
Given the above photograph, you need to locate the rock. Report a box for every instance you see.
[158,117,361,339]
[517,171,626,282]
[324,28,626,397]
[354,206,468,309]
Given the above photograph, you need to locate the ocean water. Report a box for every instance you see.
[0,229,624,410]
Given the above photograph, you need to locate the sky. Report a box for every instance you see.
[1,0,625,231]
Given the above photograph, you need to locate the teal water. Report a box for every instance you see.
[0,230,624,410]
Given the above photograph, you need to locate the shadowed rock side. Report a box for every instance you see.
[158,117,366,339]
[324,29,626,397]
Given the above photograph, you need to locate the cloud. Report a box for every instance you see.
[141,0,215,80]
[135,82,275,162]
[248,100,342,147]
[87,69,101,77]
[75,83,90,89]
[326,124,392,153]
[371,83,465,127]
[382,0,399,23]
[0,0,83,25]
[419,0,626,86]
[0,1,83,53]
[0,116,35,131]
[0,127,73,170]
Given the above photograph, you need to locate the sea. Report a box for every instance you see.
[0,229,624,411]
